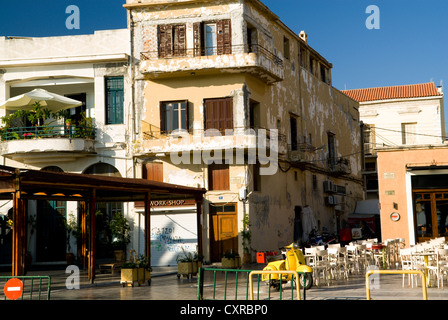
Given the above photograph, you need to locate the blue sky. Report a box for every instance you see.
[0,0,447,91]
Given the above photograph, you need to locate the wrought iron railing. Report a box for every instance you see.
[140,44,284,68]
[0,125,95,141]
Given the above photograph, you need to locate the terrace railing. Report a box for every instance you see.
[0,124,95,141]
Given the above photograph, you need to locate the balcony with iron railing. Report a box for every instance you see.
[287,143,317,166]
[140,44,284,84]
[327,156,351,175]
[137,121,287,156]
[0,124,96,164]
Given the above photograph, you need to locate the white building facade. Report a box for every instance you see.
[0,29,138,265]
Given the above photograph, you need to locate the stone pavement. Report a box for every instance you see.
[4,263,448,301]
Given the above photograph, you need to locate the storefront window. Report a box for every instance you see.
[414,192,448,241]
[415,201,432,238]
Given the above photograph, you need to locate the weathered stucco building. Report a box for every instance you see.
[0,30,135,266]
[344,82,447,246]
[125,0,364,264]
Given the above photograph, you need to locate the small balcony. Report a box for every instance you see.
[140,44,284,84]
[327,157,351,175]
[0,124,96,164]
[137,123,285,157]
[288,143,317,165]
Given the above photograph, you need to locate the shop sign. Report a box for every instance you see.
[150,199,196,207]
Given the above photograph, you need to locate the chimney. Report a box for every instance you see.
[299,30,308,44]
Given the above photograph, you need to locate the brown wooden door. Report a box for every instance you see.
[209,203,238,262]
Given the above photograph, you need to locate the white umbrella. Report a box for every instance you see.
[0,88,82,111]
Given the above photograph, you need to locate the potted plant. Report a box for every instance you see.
[120,251,152,287]
[222,250,241,269]
[192,249,204,276]
[137,254,152,285]
[177,247,194,279]
[110,211,131,262]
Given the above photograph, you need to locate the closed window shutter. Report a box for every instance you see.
[209,164,230,190]
[205,98,233,135]
[144,162,163,182]
[217,19,232,55]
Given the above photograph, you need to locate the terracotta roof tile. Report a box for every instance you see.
[342,82,442,102]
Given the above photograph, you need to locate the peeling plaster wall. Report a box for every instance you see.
[130,0,364,258]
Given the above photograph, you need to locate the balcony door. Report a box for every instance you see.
[204,23,217,56]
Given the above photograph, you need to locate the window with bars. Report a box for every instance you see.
[105,77,124,125]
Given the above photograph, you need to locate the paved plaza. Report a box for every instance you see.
[3,264,447,301]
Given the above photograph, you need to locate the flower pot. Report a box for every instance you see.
[138,268,151,285]
[114,250,125,262]
[243,252,251,265]
[222,257,241,269]
[178,261,193,274]
[121,268,139,287]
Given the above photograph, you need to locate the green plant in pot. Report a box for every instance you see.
[176,247,194,279]
[110,211,131,262]
[222,250,241,269]
[121,251,152,287]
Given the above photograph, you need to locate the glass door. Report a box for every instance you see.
[414,192,448,242]
[204,23,217,56]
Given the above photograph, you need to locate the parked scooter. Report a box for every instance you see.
[262,243,313,291]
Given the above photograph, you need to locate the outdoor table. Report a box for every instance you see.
[411,252,437,287]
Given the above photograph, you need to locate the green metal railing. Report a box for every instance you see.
[1,125,95,141]
[197,267,307,300]
[0,276,51,300]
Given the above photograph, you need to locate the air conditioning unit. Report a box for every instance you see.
[323,180,334,193]
[325,196,334,206]
[325,195,339,206]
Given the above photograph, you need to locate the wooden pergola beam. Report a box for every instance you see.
[1,165,206,282]
[88,189,96,283]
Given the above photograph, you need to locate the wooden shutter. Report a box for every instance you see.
[217,19,232,55]
[205,98,233,135]
[144,162,163,182]
[173,24,186,56]
[208,164,230,190]
[193,22,203,56]
[158,25,173,58]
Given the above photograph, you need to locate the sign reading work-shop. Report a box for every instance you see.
[142,199,198,267]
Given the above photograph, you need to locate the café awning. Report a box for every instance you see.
[0,165,206,282]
